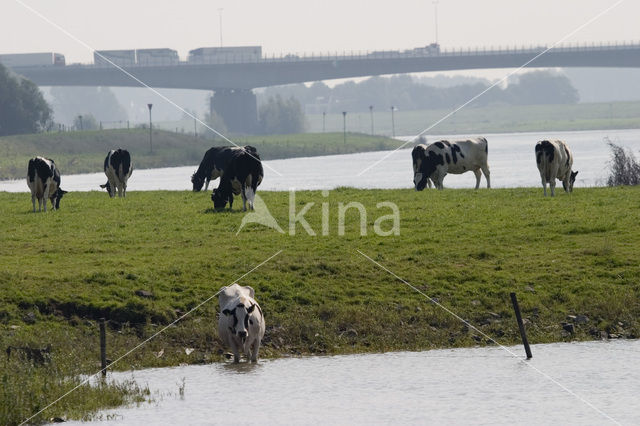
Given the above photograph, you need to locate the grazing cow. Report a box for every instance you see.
[211,146,263,211]
[191,146,256,192]
[412,137,490,190]
[100,149,133,197]
[535,140,578,196]
[26,157,67,212]
[218,283,265,363]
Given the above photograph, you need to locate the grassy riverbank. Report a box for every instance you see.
[308,101,640,135]
[1,187,639,423]
[0,129,401,180]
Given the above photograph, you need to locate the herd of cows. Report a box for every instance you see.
[26,136,578,213]
[24,137,578,361]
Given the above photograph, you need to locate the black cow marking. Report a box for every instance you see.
[445,153,451,164]
[434,141,445,149]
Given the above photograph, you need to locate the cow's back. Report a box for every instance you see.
[445,137,488,173]
[536,140,572,179]
[27,157,56,196]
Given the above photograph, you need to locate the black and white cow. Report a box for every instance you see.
[535,140,578,196]
[412,137,490,190]
[26,157,67,212]
[100,149,133,197]
[218,283,265,363]
[192,146,254,192]
[211,146,263,211]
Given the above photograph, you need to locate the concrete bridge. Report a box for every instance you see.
[12,42,640,133]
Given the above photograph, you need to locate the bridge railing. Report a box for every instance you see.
[53,41,640,69]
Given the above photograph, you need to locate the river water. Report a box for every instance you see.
[65,340,639,425]
[2,129,639,192]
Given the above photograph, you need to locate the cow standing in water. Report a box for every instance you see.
[27,157,67,212]
[412,137,490,190]
[218,284,265,363]
[211,146,263,211]
[192,146,256,192]
[535,140,578,196]
[100,149,133,197]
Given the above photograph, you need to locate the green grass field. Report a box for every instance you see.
[1,187,639,423]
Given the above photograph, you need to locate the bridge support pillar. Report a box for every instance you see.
[211,89,258,134]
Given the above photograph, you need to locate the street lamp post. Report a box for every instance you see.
[218,8,224,47]
[369,105,374,135]
[78,115,83,131]
[433,0,439,44]
[342,111,347,146]
[322,111,326,133]
[390,106,396,138]
[147,103,153,154]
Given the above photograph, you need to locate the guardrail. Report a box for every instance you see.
[24,41,640,68]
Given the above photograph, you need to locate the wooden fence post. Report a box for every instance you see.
[100,318,107,377]
[510,292,532,359]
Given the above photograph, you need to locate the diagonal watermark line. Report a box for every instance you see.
[356,249,620,425]
[12,0,283,177]
[20,249,283,426]
[356,0,628,177]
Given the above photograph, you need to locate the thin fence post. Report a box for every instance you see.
[100,318,107,377]
[510,292,532,359]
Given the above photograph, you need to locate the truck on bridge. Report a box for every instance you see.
[188,46,262,64]
[94,48,179,67]
[0,52,65,67]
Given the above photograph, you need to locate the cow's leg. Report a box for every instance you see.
[435,172,445,190]
[250,340,260,363]
[204,178,210,192]
[229,340,241,363]
[31,193,36,212]
[473,169,482,189]
[481,165,491,188]
[43,184,50,212]
[245,187,255,210]
[549,178,557,197]
[241,187,248,212]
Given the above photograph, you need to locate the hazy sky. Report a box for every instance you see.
[1,0,638,65]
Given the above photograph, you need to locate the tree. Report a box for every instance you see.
[504,71,579,105]
[258,95,306,134]
[49,86,127,125]
[73,113,99,130]
[0,64,52,136]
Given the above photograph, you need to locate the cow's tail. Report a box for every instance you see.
[27,158,36,183]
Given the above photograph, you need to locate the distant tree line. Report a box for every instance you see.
[257,95,306,134]
[258,71,579,114]
[0,64,52,136]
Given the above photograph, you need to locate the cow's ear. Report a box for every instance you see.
[99,184,107,188]
[222,309,232,316]
[60,190,68,195]
[247,304,255,313]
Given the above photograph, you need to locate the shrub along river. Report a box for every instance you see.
[2,129,639,193]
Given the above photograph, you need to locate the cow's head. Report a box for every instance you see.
[569,170,578,192]
[191,172,205,192]
[54,188,68,209]
[211,188,231,210]
[99,181,112,196]
[222,302,257,343]
[412,145,442,191]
